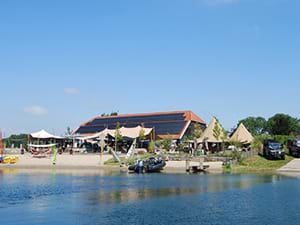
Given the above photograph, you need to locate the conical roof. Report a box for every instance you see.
[230,123,253,144]
[197,117,227,143]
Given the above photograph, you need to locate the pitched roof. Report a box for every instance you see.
[197,117,227,143]
[79,110,205,127]
[74,110,206,139]
[230,123,254,144]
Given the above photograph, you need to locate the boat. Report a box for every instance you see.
[128,157,166,173]
[3,156,19,164]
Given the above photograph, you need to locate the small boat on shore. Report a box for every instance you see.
[128,157,166,173]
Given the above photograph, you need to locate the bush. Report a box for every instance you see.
[251,134,294,151]
[162,137,172,151]
[148,141,155,153]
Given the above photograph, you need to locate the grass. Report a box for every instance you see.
[227,155,295,173]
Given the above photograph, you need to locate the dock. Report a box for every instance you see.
[186,156,209,173]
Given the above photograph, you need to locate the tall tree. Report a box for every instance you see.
[65,127,73,136]
[115,122,123,151]
[266,114,300,135]
[139,127,146,141]
[238,117,267,135]
[190,123,203,140]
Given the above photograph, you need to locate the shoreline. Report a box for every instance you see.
[0,153,224,174]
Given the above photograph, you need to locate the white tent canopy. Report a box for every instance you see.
[30,130,63,139]
[81,126,153,140]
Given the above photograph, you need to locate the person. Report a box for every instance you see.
[52,146,58,165]
[138,159,144,173]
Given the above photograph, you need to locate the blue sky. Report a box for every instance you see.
[1,0,300,136]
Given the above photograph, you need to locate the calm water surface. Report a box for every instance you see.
[0,169,300,225]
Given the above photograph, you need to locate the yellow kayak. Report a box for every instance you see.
[3,156,19,164]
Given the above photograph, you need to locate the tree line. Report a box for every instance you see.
[238,113,300,136]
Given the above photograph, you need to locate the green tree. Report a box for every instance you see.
[139,127,146,141]
[148,141,155,153]
[101,111,119,117]
[190,123,203,140]
[213,119,227,142]
[110,111,118,116]
[266,114,300,135]
[65,127,73,136]
[213,118,227,152]
[238,117,267,135]
[162,136,172,151]
[4,134,28,148]
[115,122,123,151]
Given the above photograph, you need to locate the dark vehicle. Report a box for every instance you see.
[128,157,166,173]
[288,139,300,157]
[263,140,285,160]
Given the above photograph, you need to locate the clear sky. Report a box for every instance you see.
[1,0,300,136]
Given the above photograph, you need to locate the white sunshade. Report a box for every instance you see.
[80,126,153,140]
[30,130,63,139]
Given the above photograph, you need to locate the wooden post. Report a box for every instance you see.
[186,159,190,172]
[199,156,204,170]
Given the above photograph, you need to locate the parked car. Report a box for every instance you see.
[262,140,285,160]
[288,138,300,157]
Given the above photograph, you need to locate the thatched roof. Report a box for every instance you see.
[230,123,253,144]
[197,117,227,143]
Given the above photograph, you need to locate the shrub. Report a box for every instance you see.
[148,141,155,153]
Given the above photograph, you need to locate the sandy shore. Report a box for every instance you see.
[165,161,223,173]
[0,153,224,174]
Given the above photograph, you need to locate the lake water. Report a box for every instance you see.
[0,170,300,225]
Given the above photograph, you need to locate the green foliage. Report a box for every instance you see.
[4,134,28,148]
[273,135,294,149]
[115,122,123,142]
[139,127,146,140]
[251,136,264,152]
[162,136,172,151]
[251,134,294,151]
[228,139,243,149]
[190,123,203,139]
[148,141,155,153]
[213,118,227,142]
[238,117,267,135]
[65,127,73,136]
[101,111,119,117]
[213,122,221,141]
[177,136,189,151]
[266,113,300,135]
[231,155,294,173]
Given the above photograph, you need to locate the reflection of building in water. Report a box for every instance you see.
[86,187,204,205]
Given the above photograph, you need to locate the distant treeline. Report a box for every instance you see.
[238,113,300,136]
[3,134,28,148]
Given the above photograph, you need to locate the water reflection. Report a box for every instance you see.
[84,174,289,205]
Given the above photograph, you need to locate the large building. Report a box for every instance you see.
[75,111,206,140]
